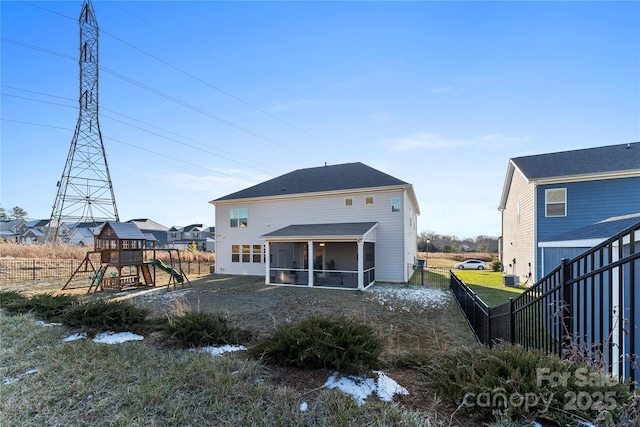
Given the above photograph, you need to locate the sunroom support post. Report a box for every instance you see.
[265,242,270,284]
[308,241,314,287]
[357,239,364,290]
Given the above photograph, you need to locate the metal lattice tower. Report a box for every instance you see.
[48,0,118,241]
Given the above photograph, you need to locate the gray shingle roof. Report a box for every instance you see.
[261,222,378,239]
[513,142,640,180]
[103,221,146,240]
[214,162,408,202]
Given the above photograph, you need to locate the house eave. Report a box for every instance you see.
[210,184,416,206]
[529,169,640,185]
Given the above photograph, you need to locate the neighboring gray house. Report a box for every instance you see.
[499,142,640,283]
[0,219,27,242]
[167,224,215,252]
[210,162,420,290]
[126,218,169,248]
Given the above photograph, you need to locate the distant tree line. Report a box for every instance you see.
[0,205,28,221]
[417,231,498,253]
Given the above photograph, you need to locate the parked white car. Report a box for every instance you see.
[454,259,487,270]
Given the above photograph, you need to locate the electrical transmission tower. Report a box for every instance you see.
[48,0,118,242]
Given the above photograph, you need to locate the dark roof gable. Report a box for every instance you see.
[214,162,408,202]
[513,142,640,180]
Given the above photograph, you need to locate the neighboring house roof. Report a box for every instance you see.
[143,232,158,242]
[183,224,206,232]
[499,142,640,210]
[101,222,146,240]
[25,219,50,228]
[539,213,640,247]
[126,218,168,231]
[261,222,378,241]
[70,228,96,238]
[214,162,412,200]
[71,221,105,229]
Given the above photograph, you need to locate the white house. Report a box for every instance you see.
[210,162,420,290]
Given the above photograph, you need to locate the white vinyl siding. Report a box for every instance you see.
[214,188,414,281]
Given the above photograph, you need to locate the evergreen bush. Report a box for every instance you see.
[163,311,241,348]
[63,300,149,334]
[0,291,77,322]
[417,343,629,425]
[249,315,383,374]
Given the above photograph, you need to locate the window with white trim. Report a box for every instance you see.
[252,244,262,263]
[545,188,566,217]
[231,245,240,262]
[230,208,248,227]
[242,244,250,262]
[365,196,374,205]
[345,198,353,206]
[391,198,400,212]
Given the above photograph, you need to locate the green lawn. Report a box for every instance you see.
[453,270,526,307]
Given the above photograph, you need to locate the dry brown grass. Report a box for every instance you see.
[417,252,497,265]
[0,242,215,263]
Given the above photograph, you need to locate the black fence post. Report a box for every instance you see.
[32,259,36,280]
[420,266,424,286]
[560,258,573,358]
[509,297,515,345]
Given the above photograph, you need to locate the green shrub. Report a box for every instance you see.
[163,311,242,348]
[0,290,30,313]
[63,300,149,334]
[249,315,383,374]
[417,343,629,425]
[491,260,504,272]
[0,291,77,322]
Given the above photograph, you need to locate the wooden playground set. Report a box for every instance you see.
[62,222,191,293]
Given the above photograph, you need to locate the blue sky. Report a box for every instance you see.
[1,1,638,238]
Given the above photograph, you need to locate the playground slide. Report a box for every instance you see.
[152,259,184,283]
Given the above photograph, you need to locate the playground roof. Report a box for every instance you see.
[102,221,146,240]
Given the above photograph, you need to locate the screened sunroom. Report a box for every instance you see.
[261,222,377,290]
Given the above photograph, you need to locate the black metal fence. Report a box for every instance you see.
[450,220,640,384]
[0,258,215,282]
[407,264,451,289]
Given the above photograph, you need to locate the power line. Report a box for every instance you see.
[0,89,271,174]
[2,37,302,154]
[2,85,273,173]
[0,117,243,178]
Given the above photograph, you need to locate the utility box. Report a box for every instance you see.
[503,274,519,287]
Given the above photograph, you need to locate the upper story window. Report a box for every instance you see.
[545,188,566,217]
[365,196,374,205]
[230,208,248,227]
[391,198,400,212]
[345,198,353,206]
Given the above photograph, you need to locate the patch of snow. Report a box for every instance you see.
[299,401,308,412]
[369,285,451,313]
[92,331,144,344]
[3,368,39,385]
[35,320,61,327]
[374,370,408,402]
[323,371,407,405]
[323,372,375,405]
[136,288,192,302]
[63,332,87,342]
[197,344,247,356]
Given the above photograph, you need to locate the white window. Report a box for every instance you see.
[252,244,262,263]
[545,188,566,217]
[391,198,400,212]
[242,244,251,262]
[365,196,374,205]
[230,208,248,227]
[231,245,240,262]
[345,198,353,206]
